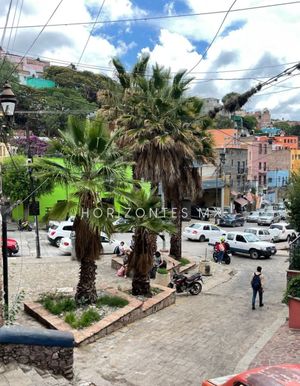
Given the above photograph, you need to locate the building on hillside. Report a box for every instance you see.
[208,128,240,148]
[201,98,222,115]
[0,48,50,85]
[260,127,282,137]
[221,147,248,194]
[273,135,298,150]
[255,108,271,128]
[291,149,300,172]
[266,169,289,203]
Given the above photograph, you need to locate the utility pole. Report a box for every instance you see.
[26,125,41,258]
[220,151,226,217]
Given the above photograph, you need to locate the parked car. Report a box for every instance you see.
[211,231,277,259]
[2,238,19,257]
[269,222,297,242]
[219,214,245,227]
[246,211,261,223]
[202,363,300,386]
[257,211,281,226]
[244,227,278,242]
[48,216,75,230]
[59,233,127,255]
[47,221,74,247]
[183,223,226,242]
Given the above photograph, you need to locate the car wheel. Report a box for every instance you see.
[250,249,259,259]
[54,237,62,247]
[199,235,206,242]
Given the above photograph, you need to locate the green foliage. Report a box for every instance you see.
[288,172,300,232]
[4,290,25,325]
[242,115,257,131]
[289,247,300,270]
[39,293,76,315]
[179,258,190,266]
[0,59,19,90]
[96,295,129,308]
[157,268,168,274]
[212,115,234,129]
[283,276,300,304]
[64,308,101,329]
[273,120,291,132]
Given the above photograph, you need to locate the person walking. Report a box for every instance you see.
[251,266,264,310]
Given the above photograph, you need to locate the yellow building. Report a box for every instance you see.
[291,149,300,173]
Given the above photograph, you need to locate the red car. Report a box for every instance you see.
[202,364,300,386]
[1,238,19,257]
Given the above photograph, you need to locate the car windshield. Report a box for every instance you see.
[244,229,255,234]
[270,225,282,230]
[244,233,260,242]
[264,212,273,217]
[286,224,293,229]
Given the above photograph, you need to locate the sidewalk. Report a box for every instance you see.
[250,321,300,368]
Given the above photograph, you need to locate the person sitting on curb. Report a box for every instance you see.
[154,251,167,269]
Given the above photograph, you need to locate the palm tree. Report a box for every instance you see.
[35,116,128,304]
[104,56,215,259]
[116,187,175,296]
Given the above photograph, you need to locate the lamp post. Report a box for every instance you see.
[219,151,226,217]
[0,81,16,312]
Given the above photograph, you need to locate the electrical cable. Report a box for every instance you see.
[6,0,20,53]
[6,0,65,82]
[11,0,24,53]
[77,0,106,66]
[187,0,238,74]
[1,1,300,30]
[0,0,13,47]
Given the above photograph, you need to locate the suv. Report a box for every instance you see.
[257,211,281,226]
[183,223,226,242]
[219,214,245,227]
[244,227,277,242]
[47,221,73,247]
[223,231,276,259]
[269,223,297,242]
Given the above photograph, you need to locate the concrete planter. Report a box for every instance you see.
[288,296,300,329]
[198,261,212,276]
[154,272,170,287]
[287,269,300,283]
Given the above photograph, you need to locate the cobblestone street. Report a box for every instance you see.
[6,228,292,385]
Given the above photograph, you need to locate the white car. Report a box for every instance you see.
[47,221,73,247]
[183,223,226,242]
[257,211,281,226]
[269,223,297,242]
[59,233,126,255]
[244,227,278,242]
[222,231,277,259]
[48,216,75,230]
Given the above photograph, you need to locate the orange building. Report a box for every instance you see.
[291,149,300,172]
[208,128,239,149]
[274,135,298,149]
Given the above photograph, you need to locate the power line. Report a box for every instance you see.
[187,0,238,74]
[77,0,106,66]
[6,0,65,82]
[1,1,300,30]
[0,0,13,47]
[11,0,24,53]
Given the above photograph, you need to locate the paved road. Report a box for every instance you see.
[7,225,289,385]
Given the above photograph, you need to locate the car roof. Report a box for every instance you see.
[244,227,261,230]
[188,222,211,226]
[58,221,73,227]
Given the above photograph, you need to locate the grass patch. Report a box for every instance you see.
[64,308,101,329]
[151,287,162,296]
[39,294,76,315]
[39,292,129,330]
[157,267,168,274]
[96,295,129,308]
[179,258,190,266]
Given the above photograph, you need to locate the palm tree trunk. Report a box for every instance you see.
[147,232,157,256]
[170,199,182,260]
[132,273,151,297]
[75,259,98,304]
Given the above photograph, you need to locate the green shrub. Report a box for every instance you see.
[64,308,101,329]
[40,294,76,315]
[289,247,300,270]
[179,258,190,266]
[283,276,300,304]
[157,268,168,274]
[96,295,128,308]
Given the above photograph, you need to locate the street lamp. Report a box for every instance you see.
[0,81,16,313]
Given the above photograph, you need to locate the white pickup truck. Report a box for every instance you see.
[209,231,277,259]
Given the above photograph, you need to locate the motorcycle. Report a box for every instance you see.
[213,242,231,265]
[18,221,33,232]
[168,269,203,295]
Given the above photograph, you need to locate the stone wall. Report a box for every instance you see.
[0,344,73,379]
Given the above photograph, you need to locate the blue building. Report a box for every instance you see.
[260,127,282,136]
[266,169,289,203]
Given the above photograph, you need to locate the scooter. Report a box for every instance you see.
[18,221,33,232]
[213,243,231,265]
[168,268,203,295]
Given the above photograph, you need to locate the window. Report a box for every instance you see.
[259,144,262,154]
[231,159,234,166]
[237,161,240,171]
[203,225,210,230]
[263,175,266,185]
[259,162,262,170]
[259,175,262,185]
[284,139,286,143]
[62,225,73,231]
[227,233,234,240]
[263,162,266,171]
[264,143,267,154]
[211,226,219,231]
[268,177,272,183]
[100,236,109,243]
[236,235,246,242]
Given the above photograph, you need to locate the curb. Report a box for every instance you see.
[234,308,287,373]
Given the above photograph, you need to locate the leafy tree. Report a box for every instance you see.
[0,59,19,91]
[103,55,215,259]
[35,116,128,304]
[284,124,300,137]
[288,172,300,232]
[1,156,54,219]
[117,188,175,296]
[272,120,291,132]
[221,92,240,106]
[212,115,234,129]
[243,115,257,131]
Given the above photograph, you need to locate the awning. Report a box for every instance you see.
[231,190,238,196]
[245,192,254,203]
[234,197,249,207]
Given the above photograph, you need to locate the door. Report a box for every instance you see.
[235,234,248,254]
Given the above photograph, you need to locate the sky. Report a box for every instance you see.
[1,0,300,120]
